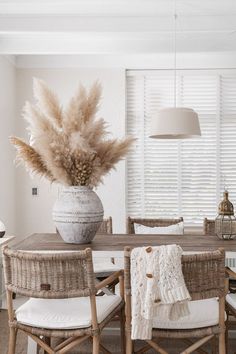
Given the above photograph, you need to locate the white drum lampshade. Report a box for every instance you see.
[149,107,201,139]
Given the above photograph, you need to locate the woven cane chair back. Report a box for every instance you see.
[97,217,113,234]
[124,247,225,301]
[127,217,184,234]
[3,247,96,299]
[203,218,216,236]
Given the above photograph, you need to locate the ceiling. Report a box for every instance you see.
[0,0,236,54]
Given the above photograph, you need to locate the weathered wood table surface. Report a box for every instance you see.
[13,232,236,252]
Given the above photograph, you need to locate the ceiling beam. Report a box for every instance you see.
[1,32,235,54]
[0,15,235,33]
[0,0,236,16]
[15,52,236,70]
[0,1,235,55]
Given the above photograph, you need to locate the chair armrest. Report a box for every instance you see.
[95,270,123,291]
[226,266,236,280]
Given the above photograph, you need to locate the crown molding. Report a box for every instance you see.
[15,52,236,69]
[1,30,236,55]
[0,14,235,33]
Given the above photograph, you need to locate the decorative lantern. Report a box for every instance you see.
[0,220,5,238]
[215,191,236,240]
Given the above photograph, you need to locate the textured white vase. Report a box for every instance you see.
[52,186,104,244]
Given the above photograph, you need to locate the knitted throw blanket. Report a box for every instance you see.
[131,244,191,340]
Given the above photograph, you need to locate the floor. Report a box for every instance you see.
[1,309,236,354]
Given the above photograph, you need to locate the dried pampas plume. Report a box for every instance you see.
[10,79,134,187]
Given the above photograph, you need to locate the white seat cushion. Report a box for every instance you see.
[93,260,121,273]
[15,295,122,329]
[153,298,220,330]
[134,222,184,235]
[226,293,236,309]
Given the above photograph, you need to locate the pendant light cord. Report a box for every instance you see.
[174,0,177,107]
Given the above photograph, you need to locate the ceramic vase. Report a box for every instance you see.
[52,186,104,244]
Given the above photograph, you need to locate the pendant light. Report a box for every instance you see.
[149,0,201,139]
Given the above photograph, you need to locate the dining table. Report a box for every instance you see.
[13,233,236,253]
[12,231,236,270]
[9,232,236,354]
[12,231,236,253]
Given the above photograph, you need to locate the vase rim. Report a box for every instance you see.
[62,185,92,191]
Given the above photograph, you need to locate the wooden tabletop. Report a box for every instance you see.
[12,232,236,252]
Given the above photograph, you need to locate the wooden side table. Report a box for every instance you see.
[0,236,15,309]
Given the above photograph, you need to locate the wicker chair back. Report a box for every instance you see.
[97,217,113,234]
[127,217,184,234]
[3,247,96,299]
[124,247,225,300]
[203,218,216,236]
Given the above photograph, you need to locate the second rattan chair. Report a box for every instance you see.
[124,247,226,354]
[97,217,113,235]
[127,217,184,234]
[94,217,120,293]
[203,218,216,236]
[3,246,125,354]
[94,217,121,287]
[225,267,236,353]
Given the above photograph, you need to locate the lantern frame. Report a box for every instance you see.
[215,214,236,240]
[215,191,236,240]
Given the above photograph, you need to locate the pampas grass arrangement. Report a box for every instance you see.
[10,79,134,187]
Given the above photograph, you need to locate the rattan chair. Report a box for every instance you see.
[127,217,184,234]
[3,246,125,354]
[97,217,113,235]
[94,217,120,293]
[225,267,236,354]
[203,218,216,236]
[124,247,226,354]
[94,216,116,272]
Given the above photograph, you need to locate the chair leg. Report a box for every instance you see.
[219,331,226,354]
[8,328,17,354]
[225,312,229,354]
[120,307,125,354]
[125,331,133,354]
[92,335,100,354]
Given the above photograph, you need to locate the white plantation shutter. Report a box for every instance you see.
[126,70,236,224]
[126,75,144,215]
[220,75,236,203]
[180,74,217,223]
[144,74,179,217]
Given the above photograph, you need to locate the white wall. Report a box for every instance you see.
[15,68,126,238]
[11,52,236,239]
[0,56,16,235]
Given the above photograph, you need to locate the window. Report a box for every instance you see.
[126,70,236,224]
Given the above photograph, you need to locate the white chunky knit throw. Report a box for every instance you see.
[131,244,191,340]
